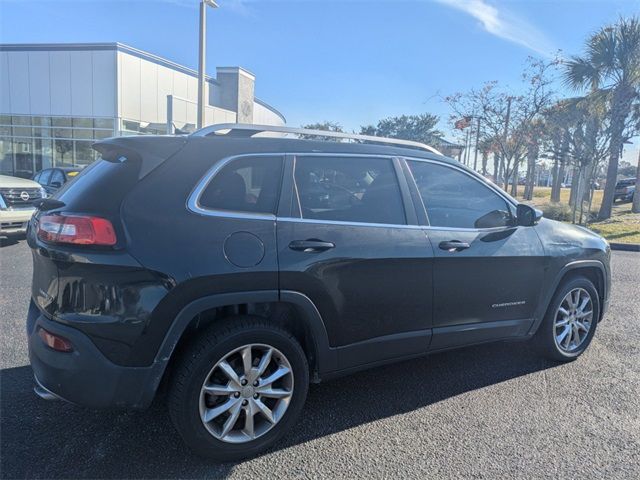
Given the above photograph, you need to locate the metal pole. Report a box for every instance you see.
[166,95,173,134]
[473,116,481,171]
[197,0,206,129]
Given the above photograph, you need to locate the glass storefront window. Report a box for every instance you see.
[54,139,74,166]
[1,116,115,175]
[34,137,53,172]
[94,130,113,140]
[33,116,52,127]
[73,128,93,140]
[74,141,95,165]
[123,120,141,132]
[12,126,33,137]
[0,137,14,175]
[11,116,31,126]
[51,117,72,127]
[13,138,34,178]
[73,118,93,128]
[33,127,51,138]
[53,128,73,139]
[94,118,114,129]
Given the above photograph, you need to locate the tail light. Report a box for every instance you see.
[37,214,117,246]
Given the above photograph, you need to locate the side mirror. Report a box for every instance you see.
[50,181,62,189]
[516,204,542,227]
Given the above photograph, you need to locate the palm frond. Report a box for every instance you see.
[563,56,601,91]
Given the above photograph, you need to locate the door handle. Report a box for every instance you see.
[289,239,335,253]
[439,240,471,252]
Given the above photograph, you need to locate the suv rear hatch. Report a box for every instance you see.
[27,136,185,366]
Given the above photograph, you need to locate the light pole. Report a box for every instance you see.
[197,0,218,130]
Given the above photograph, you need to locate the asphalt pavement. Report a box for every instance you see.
[1,236,639,479]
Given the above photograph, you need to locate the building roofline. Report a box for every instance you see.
[0,42,285,121]
[254,98,286,124]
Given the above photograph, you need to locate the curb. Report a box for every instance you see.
[609,243,640,252]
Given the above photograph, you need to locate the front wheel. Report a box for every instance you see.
[535,276,600,362]
[168,317,309,461]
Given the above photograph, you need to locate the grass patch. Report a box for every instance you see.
[516,187,639,244]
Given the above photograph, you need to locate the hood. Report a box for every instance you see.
[537,217,609,252]
[0,174,41,189]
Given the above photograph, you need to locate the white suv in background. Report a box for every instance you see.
[0,174,46,236]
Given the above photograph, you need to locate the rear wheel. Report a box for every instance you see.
[536,276,599,361]
[168,317,309,461]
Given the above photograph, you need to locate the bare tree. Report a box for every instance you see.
[446,58,557,192]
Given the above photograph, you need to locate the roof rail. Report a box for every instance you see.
[190,123,443,155]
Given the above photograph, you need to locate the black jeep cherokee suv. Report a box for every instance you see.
[26,124,611,461]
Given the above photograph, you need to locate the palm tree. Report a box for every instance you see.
[564,16,640,220]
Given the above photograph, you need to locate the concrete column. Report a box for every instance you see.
[215,67,255,123]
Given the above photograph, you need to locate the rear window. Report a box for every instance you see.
[55,157,142,215]
[198,156,284,215]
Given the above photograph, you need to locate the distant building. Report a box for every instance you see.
[0,43,285,178]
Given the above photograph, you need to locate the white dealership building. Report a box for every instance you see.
[0,43,286,177]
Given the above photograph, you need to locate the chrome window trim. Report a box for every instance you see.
[277,216,424,230]
[187,151,519,233]
[186,153,282,221]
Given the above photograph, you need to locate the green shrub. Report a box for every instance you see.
[541,203,573,221]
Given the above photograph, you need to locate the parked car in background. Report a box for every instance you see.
[614,178,636,202]
[0,174,45,235]
[33,167,83,195]
[27,124,611,461]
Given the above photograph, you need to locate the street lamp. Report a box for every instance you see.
[197,0,218,130]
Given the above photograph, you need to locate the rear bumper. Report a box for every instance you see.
[27,301,161,409]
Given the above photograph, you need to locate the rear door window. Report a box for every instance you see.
[294,156,406,225]
[198,156,284,215]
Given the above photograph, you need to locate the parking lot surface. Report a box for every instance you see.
[1,237,639,479]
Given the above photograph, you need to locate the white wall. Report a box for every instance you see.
[118,49,217,126]
[0,49,117,118]
[0,45,285,129]
[253,100,285,126]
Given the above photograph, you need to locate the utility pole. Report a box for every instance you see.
[197,0,218,130]
[633,149,640,213]
[502,97,513,189]
[464,127,472,166]
[473,116,481,171]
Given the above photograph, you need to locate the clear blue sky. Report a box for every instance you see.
[1,0,638,163]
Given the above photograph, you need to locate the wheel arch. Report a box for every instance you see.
[143,290,336,406]
[529,260,607,336]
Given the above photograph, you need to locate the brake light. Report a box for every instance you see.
[37,214,117,246]
[38,327,74,352]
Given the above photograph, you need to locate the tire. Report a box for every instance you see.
[168,316,309,461]
[535,276,600,362]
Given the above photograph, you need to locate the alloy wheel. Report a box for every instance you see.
[199,343,294,443]
[553,287,594,353]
